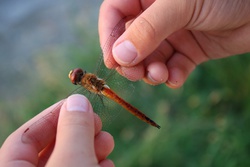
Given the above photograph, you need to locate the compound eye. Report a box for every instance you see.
[68,68,85,85]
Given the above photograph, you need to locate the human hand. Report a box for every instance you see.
[0,94,114,167]
[99,0,250,88]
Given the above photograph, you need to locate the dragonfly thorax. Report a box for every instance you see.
[81,73,106,94]
[69,68,106,94]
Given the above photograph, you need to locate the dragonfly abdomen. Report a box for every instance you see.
[101,87,160,129]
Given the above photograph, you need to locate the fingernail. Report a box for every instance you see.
[67,94,89,112]
[113,40,137,64]
[166,68,184,88]
[147,72,158,83]
[166,80,178,88]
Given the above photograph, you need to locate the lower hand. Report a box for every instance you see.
[0,94,115,167]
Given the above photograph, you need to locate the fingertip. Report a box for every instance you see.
[99,159,115,167]
[165,52,196,88]
[66,94,91,113]
[104,55,119,69]
[95,131,115,161]
[166,67,185,88]
[59,94,94,134]
[146,62,168,85]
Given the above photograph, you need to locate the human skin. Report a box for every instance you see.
[99,0,250,88]
[0,94,115,167]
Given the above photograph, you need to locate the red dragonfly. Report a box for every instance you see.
[22,18,160,142]
[68,68,160,129]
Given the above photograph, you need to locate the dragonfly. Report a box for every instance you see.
[68,68,160,129]
[22,18,160,143]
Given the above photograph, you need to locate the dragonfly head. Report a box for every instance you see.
[68,68,86,85]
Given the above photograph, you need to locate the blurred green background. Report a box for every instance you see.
[1,1,250,167]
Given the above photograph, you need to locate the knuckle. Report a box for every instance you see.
[62,113,92,128]
[132,16,157,43]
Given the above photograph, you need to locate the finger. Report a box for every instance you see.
[94,113,102,135]
[38,109,102,166]
[144,61,169,85]
[0,100,63,167]
[99,159,115,167]
[142,40,174,84]
[21,102,62,150]
[38,114,102,167]
[99,0,143,69]
[95,132,114,162]
[46,94,98,167]
[165,30,209,88]
[166,52,196,88]
[116,63,145,81]
[112,0,194,66]
[38,139,55,167]
[99,0,142,51]
[116,39,174,83]
[99,0,157,48]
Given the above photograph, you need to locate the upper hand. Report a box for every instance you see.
[99,0,250,88]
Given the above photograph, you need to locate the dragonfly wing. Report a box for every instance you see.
[21,86,87,145]
[21,101,61,148]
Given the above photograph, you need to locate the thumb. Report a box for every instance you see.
[112,0,194,66]
[47,94,98,167]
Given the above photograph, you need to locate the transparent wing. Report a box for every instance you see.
[21,86,85,144]
[22,18,128,141]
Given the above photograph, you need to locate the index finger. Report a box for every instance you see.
[0,101,63,167]
[98,0,142,68]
